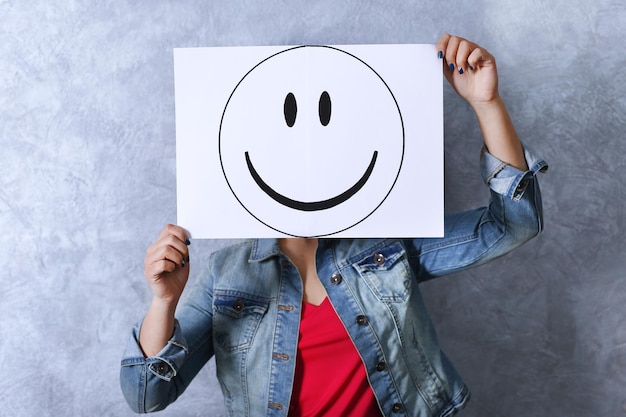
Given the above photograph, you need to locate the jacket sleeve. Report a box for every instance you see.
[120,262,216,413]
[409,146,548,281]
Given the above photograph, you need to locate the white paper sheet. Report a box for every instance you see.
[174,44,443,238]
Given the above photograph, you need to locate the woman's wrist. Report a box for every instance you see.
[469,94,504,117]
[139,297,178,357]
[150,295,178,318]
[471,96,528,171]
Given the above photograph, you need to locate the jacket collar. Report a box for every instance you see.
[249,239,281,262]
[248,237,393,264]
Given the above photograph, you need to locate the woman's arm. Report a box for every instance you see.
[121,225,216,413]
[436,34,528,171]
[140,224,191,357]
[407,35,547,281]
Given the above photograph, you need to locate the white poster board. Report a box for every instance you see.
[174,44,443,238]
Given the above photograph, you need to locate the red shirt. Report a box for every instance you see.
[288,297,383,417]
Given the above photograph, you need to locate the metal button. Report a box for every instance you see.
[156,363,170,374]
[373,253,385,266]
[233,299,244,311]
[330,273,342,284]
[272,353,290,361]
[376,361,386,372]
[356,315,368,325]
[391,403,403,413]
[268,403,284,410]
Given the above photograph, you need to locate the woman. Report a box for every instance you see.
[120,34,548,416]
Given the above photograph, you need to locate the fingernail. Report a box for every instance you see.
[438,50,443,59]
[458,68,464,75]
[469,65,475,71]
[185,238,191,246]
[185,256,190,263]
[449,63,454,71]
[181,260,186,268]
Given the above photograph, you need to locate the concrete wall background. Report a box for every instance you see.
[1,1,624,416]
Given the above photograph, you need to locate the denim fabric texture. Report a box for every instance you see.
[121,149,547,417]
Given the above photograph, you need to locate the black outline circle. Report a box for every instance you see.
[218,45,405,237]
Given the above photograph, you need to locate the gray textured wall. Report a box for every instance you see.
[1,1,624,416]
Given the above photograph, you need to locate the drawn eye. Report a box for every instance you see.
[318,91,331,126]
[284,92,297,127]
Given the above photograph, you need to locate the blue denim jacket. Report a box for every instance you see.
[120,149,547,417]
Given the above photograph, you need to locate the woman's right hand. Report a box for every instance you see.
[144,224,191,306]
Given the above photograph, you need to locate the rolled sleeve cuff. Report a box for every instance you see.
[120,319,189,382]
[480,147,548,201]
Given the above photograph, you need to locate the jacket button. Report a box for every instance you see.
[356,315,368,325]
[376,361,386,372]
[373,253,385,266]
[391,402,403,413]
[233,300,244,311]
[330,273,342,284]
[156,363,170,374]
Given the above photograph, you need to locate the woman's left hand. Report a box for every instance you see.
[436,34,500,107]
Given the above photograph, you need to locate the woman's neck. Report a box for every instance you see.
[279,238,327,305]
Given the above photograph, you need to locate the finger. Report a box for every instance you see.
[146,241,188,270]
[157,224,191,246]
[145,258,178,279]
[144,237,189,275]
[148,226,191,264]
[444,35,462,72]
[467,47,495,71]
[455,39,476,74]
[148,233,189,259]
[436,33,451,59]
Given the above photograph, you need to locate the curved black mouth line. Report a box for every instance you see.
[245,151,378,212]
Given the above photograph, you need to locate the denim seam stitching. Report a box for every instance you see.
[419,234,479,255]
[484,161,506,185]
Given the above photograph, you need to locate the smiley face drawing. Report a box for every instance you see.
[219,45,404,237]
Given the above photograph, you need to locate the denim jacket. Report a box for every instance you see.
[121,149,547,417]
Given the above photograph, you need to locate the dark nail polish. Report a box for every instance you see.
[459,68,464,75]
[449,63,454,71]
[469,65,475,71]
[181,260,186,268]
[185,238,191,246]
[185,256,190,263]
[438,50,443,59]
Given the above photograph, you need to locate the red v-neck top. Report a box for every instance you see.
[288,297,383,417]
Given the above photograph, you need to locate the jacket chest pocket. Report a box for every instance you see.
[352,242,412,303]
[213,292,269,352]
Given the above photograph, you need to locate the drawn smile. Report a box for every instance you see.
[245,150,378,211]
